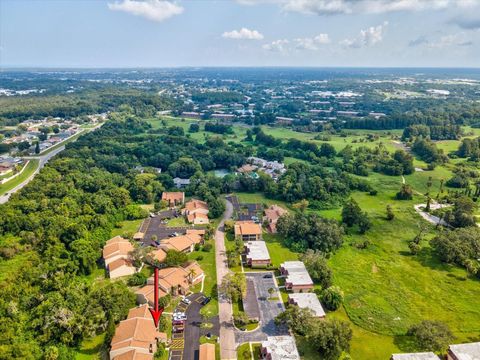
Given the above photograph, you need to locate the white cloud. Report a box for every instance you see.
[222,28,264,40]
[294,33,331,50]
[341,22,388,48]
[408,33,474,48]
[262,39,290,52]
[237,0,477,15]
[107,0,183,22]
[428,34,473,48]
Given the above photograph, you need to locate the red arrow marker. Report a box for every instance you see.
[149,267,164,327]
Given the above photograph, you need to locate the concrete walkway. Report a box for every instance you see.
[215,198,237,360]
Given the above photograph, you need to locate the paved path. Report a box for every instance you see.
[215,198,237,360]
[414,202,450,226]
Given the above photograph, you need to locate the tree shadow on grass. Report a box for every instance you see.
[393,334,418,353]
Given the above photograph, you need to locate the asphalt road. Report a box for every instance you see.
[0,145,65,205]
[215,198,237,360]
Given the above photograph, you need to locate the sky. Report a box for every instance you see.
[1,0,480,68]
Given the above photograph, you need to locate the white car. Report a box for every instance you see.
[181,297,191,305]
[173,314,187,321]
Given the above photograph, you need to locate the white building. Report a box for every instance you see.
[390,353,440,360]
[261,336,300,360]
[288,293,325,318]
[244,241,271,267]
[447,342,480,360]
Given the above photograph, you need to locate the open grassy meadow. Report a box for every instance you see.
[318,170,480,358]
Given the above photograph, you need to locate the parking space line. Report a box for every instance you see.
[170,338,184,349]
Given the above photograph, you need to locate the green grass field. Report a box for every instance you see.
[111,218,143,238]
[321,171,480,358]
[262,233,298,268]
[166,216,187,227]
[75,334,105,360]
[188,240,219,316]
[0,159,39,196]
[263,126,402,153]
[237,342,261,360]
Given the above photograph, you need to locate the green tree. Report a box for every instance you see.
[165,250,188,267]
[275,305,314,336]
[219,272,246,303]
[308,319,352,360]
[321,286,344,311]
[396,184,413,200]
[408,320,454,352]
[300,249,332,289]
[341,198,362,227]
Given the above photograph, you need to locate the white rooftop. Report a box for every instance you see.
[245,241,270,261]
[262,336,300,360]
[391,353,439,360]
[281,261,313,286]
[288,293,325,317]
[449,342,480,360]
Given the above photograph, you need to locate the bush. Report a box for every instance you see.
[322,286,344,311]
[396,184,413,200]
[203,243,213,252]
[127,272,148,286]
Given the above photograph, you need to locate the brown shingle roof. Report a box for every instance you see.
[161,192,184,203]
[184,199,208,212]
[113,349,153,360]
[159,234,201,252]
[110,305,166,355]
[234,221,262,236]
[108,258,134,272]
[103,240,134,260]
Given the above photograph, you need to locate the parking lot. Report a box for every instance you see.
[226,195,263,221]
[235,272,288,344]
[170,293,219,360]
[140,214,189,246]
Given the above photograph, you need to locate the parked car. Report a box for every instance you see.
[173,325,184,333]
[181,297,191,305]
[172,319,185,325]
[263,274,273,278]
[173,314,187,321]
[201,297,211,305]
